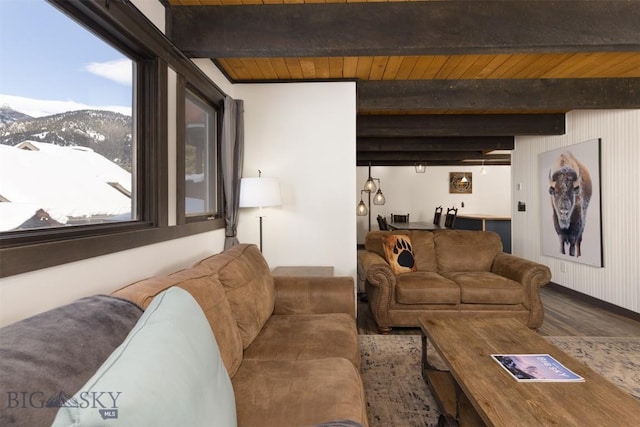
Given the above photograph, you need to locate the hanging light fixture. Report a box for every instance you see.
[357,190,368,216]
[415,164,426,173]
[363,175,377,193]
[373,179,385,205]
[480,160,487,175]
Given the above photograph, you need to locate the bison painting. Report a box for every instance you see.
[548,152,592,257]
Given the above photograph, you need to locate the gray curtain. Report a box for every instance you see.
[221,96,244,249]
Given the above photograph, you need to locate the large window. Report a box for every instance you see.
[0,0,136,232]
[0,0,225,277]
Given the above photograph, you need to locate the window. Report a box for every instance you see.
[0,0,225,277]
[184,90,219,219]
[0,1,136,231]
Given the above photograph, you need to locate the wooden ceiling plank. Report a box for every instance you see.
[299,58,317,79]
[329,56,345,78]
[446,55,483,80]
[314,57,332,79]
[284,57,304,79]
[343,56,359,77]
[254,58,279,79]
[216,58,240,80]
[513,53,573,79]
[381,56,407,80]
[421,56,449,79]
[168,2,640,58]
[269,58,292,79]
[408,56,436,79]
[394,56,420,80]
[455,55,492,80]
[474,54,514,79]
[355,56,374,80]
[434,55,467,79]
[369,56,390,80]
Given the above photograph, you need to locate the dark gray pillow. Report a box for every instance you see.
[0,295,143,427]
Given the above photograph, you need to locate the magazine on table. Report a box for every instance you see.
[491,354,585,382]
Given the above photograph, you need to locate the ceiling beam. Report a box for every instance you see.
[168,2,640,57]
[356,159,511,167]
[357,114,565,137]
[358,78,640,113]
[357,137,514,152]
[357,151,510,162]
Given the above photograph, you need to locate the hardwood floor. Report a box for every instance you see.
[357,286,640,337]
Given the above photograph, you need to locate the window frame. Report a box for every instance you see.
[177,81,224,225]
[0,0,225,277]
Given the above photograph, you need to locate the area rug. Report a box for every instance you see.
[359,334,640,427]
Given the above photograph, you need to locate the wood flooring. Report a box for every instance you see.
[357,286,640,337]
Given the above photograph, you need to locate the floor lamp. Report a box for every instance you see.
[239,170,282,252]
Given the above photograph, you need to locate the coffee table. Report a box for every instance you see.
[419,317,640,426]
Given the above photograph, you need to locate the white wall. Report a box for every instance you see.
[512,109,640,314]
[234,82,358,277]
[356,164,511,243]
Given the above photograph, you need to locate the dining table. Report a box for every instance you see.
[387,221,442,231]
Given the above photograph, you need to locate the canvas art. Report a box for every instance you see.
[539,139,603,267]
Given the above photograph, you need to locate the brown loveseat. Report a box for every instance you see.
[360,230,551,333]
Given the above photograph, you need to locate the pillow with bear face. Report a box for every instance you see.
[381,234,417,274]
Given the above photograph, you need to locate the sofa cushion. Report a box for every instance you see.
[434,230,503,273]
[396,272,460,304]
[195,244,276,349]
[364,230,410,258]
[442,272,525,304]
[381,234,418,274]
[112,265,244,377]
[0,295,142,427]
[52,287,237,427]
[232,358,367,427]
[408,231,437,272]
[243,313,361,368]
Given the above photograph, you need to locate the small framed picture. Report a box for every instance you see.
[449,172,472,193]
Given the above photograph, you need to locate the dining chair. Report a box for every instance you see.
[444,207,458,228]
[391,213,409,223]
[433,206,443,225]
[376,215,389,230]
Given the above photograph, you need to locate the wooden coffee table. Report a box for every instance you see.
[419,317,640,426]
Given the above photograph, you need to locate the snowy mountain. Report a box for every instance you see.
[0,107,133,171]
[0,106,32,125]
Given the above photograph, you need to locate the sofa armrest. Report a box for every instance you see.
[272,276,356,319]
[360,251,396,332]
[492,253,552,328]
[360,251,396,289]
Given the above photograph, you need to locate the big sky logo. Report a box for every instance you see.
[6,390,121,419]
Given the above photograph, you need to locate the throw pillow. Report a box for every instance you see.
[51,287,237,427]
[381,234,417,274]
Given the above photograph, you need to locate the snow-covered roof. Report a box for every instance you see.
[0,141,132,231]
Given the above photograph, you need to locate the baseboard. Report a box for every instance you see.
[546,282,640,323]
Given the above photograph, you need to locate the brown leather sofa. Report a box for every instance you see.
[360,230,552,333]
[113,243,368,427]
[0,244,366,427]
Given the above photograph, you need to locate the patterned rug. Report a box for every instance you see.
[359,334,640,427]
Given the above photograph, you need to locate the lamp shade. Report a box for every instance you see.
[239,177,282,208]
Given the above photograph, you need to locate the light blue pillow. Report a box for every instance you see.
[52,287,237,427]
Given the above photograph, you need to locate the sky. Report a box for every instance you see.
[0,0,132,117]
